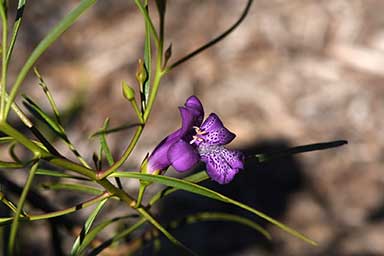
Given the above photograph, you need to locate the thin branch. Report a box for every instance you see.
[166,0,253,71]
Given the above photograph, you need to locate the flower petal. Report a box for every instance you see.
[185,96,204,126]
[222,148,244,169]
[168,140,200,172]
[199,145,243,184]
[179,106,196,136]
[146,138,176,173]
[200,113,235,145]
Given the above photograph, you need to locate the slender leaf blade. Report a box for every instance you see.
[71,198,109,256]
[90,123,141,138]
[0,136,14,144]
[22,96,63,136]
[148,171,208,207]
[76,214,139,255]
[88,218,146,256]
[41,183,102,195]
[143,16,151,108]
[112,172,317,246]
[0,161,23,169]
[172,212,271,240]
[36,169,90,181]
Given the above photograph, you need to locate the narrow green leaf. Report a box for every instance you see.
[88,171,209,254]
[23,96,90,167]
[75,214,139,255]
[0,192,18,213]
[90,123,141,138]
[172,212,271,240]
[29,192,111,222]
[143,6,152,108]
[71,198,109,256]
[6,0,26,66]
[100,118,114,165]
[41,183,102,195]
[8,161,39,255]
[5,0,97,118]
[0,193,111,227]
[0,136,14,144]
[88,211,268,256]
[36,169,91,181]
[0,160,23,169]
[88,218,146,256]
[0,217,13,226]
[137,207,197,256]
[22,96,63,136]
[0,1,8,119]
[87,208,197,255]
[148,171,209,207]
[33,67,61,120]
[99,118,123,189]
[112,172,317,246]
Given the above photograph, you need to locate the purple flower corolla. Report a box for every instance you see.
[145,96,244,184]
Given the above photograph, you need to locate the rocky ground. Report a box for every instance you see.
[2,0,384,255]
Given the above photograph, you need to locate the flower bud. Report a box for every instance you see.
[135,59,147,85]
[122,81,135,101]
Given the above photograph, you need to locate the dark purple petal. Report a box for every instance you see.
[222,148,244,169]
[199,145,243,184]
[202,153,239,185]
[146,139,176,173]
[168,140,200,172]
[179,106,196,136]
[185,96,204,126]
[200,113,235,145]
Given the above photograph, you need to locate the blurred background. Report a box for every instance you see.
[2,0,384,255]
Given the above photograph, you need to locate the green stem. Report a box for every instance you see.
[136,207,196,255]
[135,182,147,208]
[1,192,111,225]
[29,192,110,221]
[143,64,164,122]
[96,171,209,252]
[97,124,144,179]
[8,161,39,255]
[48,157,96,180]
[0,1,8,120]
[89,218,147,256]
[165,0,253,72]
[6,0,26,67]
[0,122,48,157]
[130,98,144,124]
[96,178,192,253]
[96,178,136,206]
[97,0,164,179]
[97,64,164,180]
[4,0,97,119]
[134,0,159,47]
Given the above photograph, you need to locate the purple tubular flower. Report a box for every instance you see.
[145,96,244,184]
[145,96,204,174]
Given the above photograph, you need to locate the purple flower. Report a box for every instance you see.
[145,96,244,184]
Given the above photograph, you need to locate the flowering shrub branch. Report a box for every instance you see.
[0,0,347,255]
